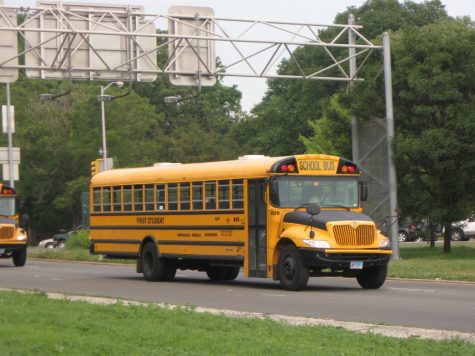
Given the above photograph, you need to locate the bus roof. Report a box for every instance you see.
[90,154,345,186]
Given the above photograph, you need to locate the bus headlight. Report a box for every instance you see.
[16,234,27,241]
[303,240,330,249]
[379,238,391,249]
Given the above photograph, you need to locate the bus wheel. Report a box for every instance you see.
[12,248,27,267]
[356,265,387,289]
[206,266,240,281]
[164,262,177,281]
[278,245,309,291]
[141,242,166,281]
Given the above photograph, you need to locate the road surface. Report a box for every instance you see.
[1,259,474,333]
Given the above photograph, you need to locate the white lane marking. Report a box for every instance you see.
[51,278,64,281]
[388,287,436,292]
[25,265,40,268]
[176,274,187,277]
[225,289,233,292]
[261,293,286,297]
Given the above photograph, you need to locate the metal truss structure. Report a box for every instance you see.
[0,2,382,83]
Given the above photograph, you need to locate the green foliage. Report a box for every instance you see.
[300,95,352,157]
[65,229,90,250]
[392,19,475,224]
[240,0,448,157]
[1,290,473,354]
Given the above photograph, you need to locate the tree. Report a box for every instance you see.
[392,19,475,253]
[352,19,475,253]
[300,95,352,158]
[237,0,448,157]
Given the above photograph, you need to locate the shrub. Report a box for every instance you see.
[65,229,90,249]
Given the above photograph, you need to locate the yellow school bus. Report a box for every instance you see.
[89,154,391,290]
[0,184,28,267]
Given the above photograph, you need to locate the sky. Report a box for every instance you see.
[4,0,475,111]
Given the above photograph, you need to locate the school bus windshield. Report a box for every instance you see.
[0,196,16,216]
[270,176,359,209]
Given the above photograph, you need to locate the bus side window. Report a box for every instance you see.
[192,182,203,210]
[232,180,244,209]
[180,183,191,210]
[168,183,178,210]
[156,184,166,210]
[205,181,216,210]
[102,187,111,212]
[134,185,144,212]
[93,188,101,212]
[145,184,154,211]
[218,180,230,209]
[123,186,132,212]
[112,186,122,212]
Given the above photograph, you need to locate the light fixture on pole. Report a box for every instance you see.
[97,81,124,171]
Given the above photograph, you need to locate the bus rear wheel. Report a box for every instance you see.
[356,265,387,289]
[278,245,309,291]
[12,248,27,267]
[206,266,240,281]
[141,242,167,281]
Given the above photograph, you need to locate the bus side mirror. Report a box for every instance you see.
[269,178,279,205]
[359,181,368,202]
[306,203,320,216]
[21,213,30,225]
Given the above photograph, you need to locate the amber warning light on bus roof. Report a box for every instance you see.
[0,186,16,195]
[337,159,359,174]
[272,158,299,173]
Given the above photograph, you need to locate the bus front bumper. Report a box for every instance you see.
[299,248,391,271]
[0,242,27,258]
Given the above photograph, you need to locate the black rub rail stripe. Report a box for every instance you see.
[92,239,244,247]
[98,251,138,257]
[160,253,244,261]
[91,210,245,217]
[90,225,245,231]
[158,240,244,247]
[92,239,141,244]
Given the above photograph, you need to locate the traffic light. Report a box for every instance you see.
[91,159,100,176]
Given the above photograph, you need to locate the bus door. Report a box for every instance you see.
[247,179,267,277]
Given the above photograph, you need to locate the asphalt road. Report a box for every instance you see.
[1,259,474,333]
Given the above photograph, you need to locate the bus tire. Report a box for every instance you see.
[206,266,240,281]
[12,248,27,267]
[278,245,309,291]
[164,261,177,281]
[141,242,166,281]
[356,265,387,289]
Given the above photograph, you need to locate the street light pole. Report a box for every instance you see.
[97,81,124,171]
[100,85,108,170]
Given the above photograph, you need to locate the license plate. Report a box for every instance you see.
[350,261,363,269]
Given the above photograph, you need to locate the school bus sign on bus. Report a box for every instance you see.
[89,154,391,290]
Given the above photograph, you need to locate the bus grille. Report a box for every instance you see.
[0,226,15,239]
[332,224,375,246]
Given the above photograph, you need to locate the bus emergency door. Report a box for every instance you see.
[247,179,267,277]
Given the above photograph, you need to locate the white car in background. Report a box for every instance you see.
[450,216,475,241]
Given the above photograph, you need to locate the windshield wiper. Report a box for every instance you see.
[322,204,351,211]
[294,203,308,211]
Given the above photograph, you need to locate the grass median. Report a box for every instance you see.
[388,244,475,281]
[0,290,473,355]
